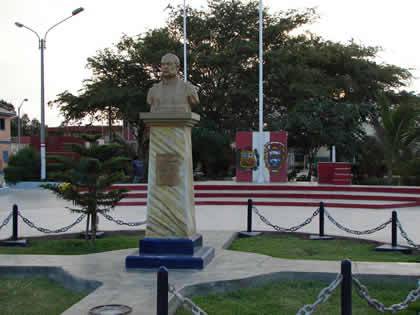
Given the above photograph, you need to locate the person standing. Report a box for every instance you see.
[132,156,144,183]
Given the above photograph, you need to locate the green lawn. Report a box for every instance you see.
[176,280,418,315]
[229,233,420,262]
[0,277,89,315]
[0,232,144,255]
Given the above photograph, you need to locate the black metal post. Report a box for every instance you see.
[157,266,168,315]
[319,202,325,237]
[391,211,397,247]
[341,259,352,315]
[247,199,253,233]
[12,204,18,241]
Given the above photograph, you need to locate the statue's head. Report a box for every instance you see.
[161,53,180,80]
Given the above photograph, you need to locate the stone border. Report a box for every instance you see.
[0,266,102,293]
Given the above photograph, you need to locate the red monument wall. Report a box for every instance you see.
[318,162,352,185]
[236,131,287,182]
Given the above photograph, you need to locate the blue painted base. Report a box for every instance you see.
[125,234,215,270]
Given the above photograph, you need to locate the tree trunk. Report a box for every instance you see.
[85,213,90,243]
[387,153,393,183]
[108,107,113,143]
[91,212,97,245]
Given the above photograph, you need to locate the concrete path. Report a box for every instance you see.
[1,186,420,314]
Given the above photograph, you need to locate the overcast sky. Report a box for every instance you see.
[1,0,419,127]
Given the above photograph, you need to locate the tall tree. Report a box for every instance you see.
[53,0,413,165]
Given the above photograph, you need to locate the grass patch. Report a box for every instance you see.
[229,233,420,262]
[176,280,417,315]
[0,231,144,255]
[0,277,88,315]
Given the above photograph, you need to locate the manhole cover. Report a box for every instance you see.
[89,304,132,315]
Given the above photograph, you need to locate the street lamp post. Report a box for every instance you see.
[17,98,28,149]
[15,7,84,180]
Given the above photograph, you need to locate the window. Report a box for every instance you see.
[3,151,8,163]
[0,118,4,130]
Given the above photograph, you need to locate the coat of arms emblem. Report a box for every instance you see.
[237,146,258,171]
[264,142,286,172]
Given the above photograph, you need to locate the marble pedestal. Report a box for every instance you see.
[125,112,214,269]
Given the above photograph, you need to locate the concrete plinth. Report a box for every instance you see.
[140,112,200,239]
[375,244,412,254]
[309,235,335,240]
[131,112,214,270]
[0,239,27,247]
[125,234,215,269]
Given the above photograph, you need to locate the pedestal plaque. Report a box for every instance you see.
[156,154,179,186]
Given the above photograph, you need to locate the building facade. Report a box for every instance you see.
[0,103,16,176]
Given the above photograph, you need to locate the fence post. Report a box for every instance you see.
[319,202,325,237]
[12,204,18,241]
[391,211,397,247]
[341,259,352,315]
[247,199,253,233]
[157,266,168,315]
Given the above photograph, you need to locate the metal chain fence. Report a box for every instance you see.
[296,273,343,315]
[168,284,207,315]
[252,206,320,232]
[0,211,13,231]
[397,219,420,249]
[353,277,420,313]
[324,209,392,235]
[18,211,86,234]
[100,212,146,227]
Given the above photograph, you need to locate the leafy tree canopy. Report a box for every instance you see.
[53,0,414,160]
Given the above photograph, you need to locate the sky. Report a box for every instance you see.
[1,0,419,127]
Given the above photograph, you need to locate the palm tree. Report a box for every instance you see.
[374,94,420,182]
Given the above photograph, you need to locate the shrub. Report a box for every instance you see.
[4,147,40,184]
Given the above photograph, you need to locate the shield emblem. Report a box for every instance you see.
[240,149,257,169]
[264,142,286,172]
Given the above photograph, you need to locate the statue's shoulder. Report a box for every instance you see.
[148,81,162,94]
[151,81,163,89]
[184,81,198,95]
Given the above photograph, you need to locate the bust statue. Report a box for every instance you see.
[147,53,199,113]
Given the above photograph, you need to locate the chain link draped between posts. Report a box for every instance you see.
[353,277,420,313]
[100,212,146,227]
[18,211,86,234]
[324,209,392,235]
[168,284,207,315]
[252,206,320,232]
[0,211,13,231]
[397,219,420,249]
[296,274,343,315]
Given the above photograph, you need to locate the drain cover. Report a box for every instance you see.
[89,304,132,315]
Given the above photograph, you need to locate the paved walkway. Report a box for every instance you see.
[1,186,420,314]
